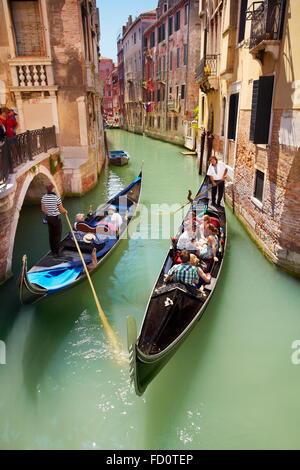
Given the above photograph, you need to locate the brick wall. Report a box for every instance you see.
[226,109,300,275]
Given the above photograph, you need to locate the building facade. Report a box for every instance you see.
[117,35,125,128]
[122,11,157,134]
[99,57,115,124]
[143,0,200,146]
[196,0,299,276]
[0,0,105,196]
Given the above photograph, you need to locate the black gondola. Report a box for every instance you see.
[127,176,227,395]
[20,171,142,304]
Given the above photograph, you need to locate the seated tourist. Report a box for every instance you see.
[96,205,123,236]
[74,213,86,230]
[198,224,219,262]
[165,250,199,287]
[189,254,211,287]
[198,215,220,238]
[177,224,198,251]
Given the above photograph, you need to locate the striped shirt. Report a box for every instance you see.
[168,263,199,286]
[41,193,62,217]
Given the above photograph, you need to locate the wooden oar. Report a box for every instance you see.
[159,181,224,216]
[64,213,127,365]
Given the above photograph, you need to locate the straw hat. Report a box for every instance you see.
[83,233,96,244]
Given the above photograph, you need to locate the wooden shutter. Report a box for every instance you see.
[250,76,274,144]
[249,80,259,142]
[227,93,239,140]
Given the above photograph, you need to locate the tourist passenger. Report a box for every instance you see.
[106,205,123,230]
[189,254,211,287]
[74,213,86,230]
[177,224,198,251]
[199,215,220,238]
[6,109,18,137]
[41,184,68,258]
[165,250,199,287]
[207,156,228,207]
[0,108,8,145]
[198,224,219,262]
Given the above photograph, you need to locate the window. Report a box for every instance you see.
[183,44,188,65]
[227,93,239,140]
[157,89,161,102]
[144,37,148,48]
[181,84,185,99]
[250,76,274,144]
[134,32,136,44]
[10,0,45,56]
[238,0,248,43]
[176,48,180,68]
[185,4,189,25]
[158,23,166,43]
[176,85,179,99]
[201,96,205,123]
[163,3,168,13]
[157,116,161,128]
[168,16,173,36]
[167,116,172,130]
[169,51,173,71]
[169,87,172,96]
[174,116,178,131]
[175,10,181,31]
[150,31,155,48]
[221,97,226,136]
[254,170,265,202]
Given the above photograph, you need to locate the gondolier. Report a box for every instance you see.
[207,157,228,207]
[41,184,67,258]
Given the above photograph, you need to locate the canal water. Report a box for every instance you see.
[0,129,299,450]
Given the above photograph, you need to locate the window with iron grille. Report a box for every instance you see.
[175,10,181,31]
[254,170,264,202]
[176,48,180,68]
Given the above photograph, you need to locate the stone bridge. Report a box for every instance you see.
[0,126,63,284]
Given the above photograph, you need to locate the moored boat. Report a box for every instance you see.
[127,176,227,396]
[108,151,130,166]
[19,171,142,304]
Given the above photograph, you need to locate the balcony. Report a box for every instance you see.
[195,55,218,94]
[247,0,286,59]
[8,58,57,92]
[156,71,167,84]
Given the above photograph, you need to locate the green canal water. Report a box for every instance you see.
[0,129,300,450]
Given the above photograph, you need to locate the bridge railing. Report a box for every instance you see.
[0,126,57,187]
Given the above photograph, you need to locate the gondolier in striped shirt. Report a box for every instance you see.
[41,184,67,258]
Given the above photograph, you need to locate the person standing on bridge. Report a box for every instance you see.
[41,184,68,258]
